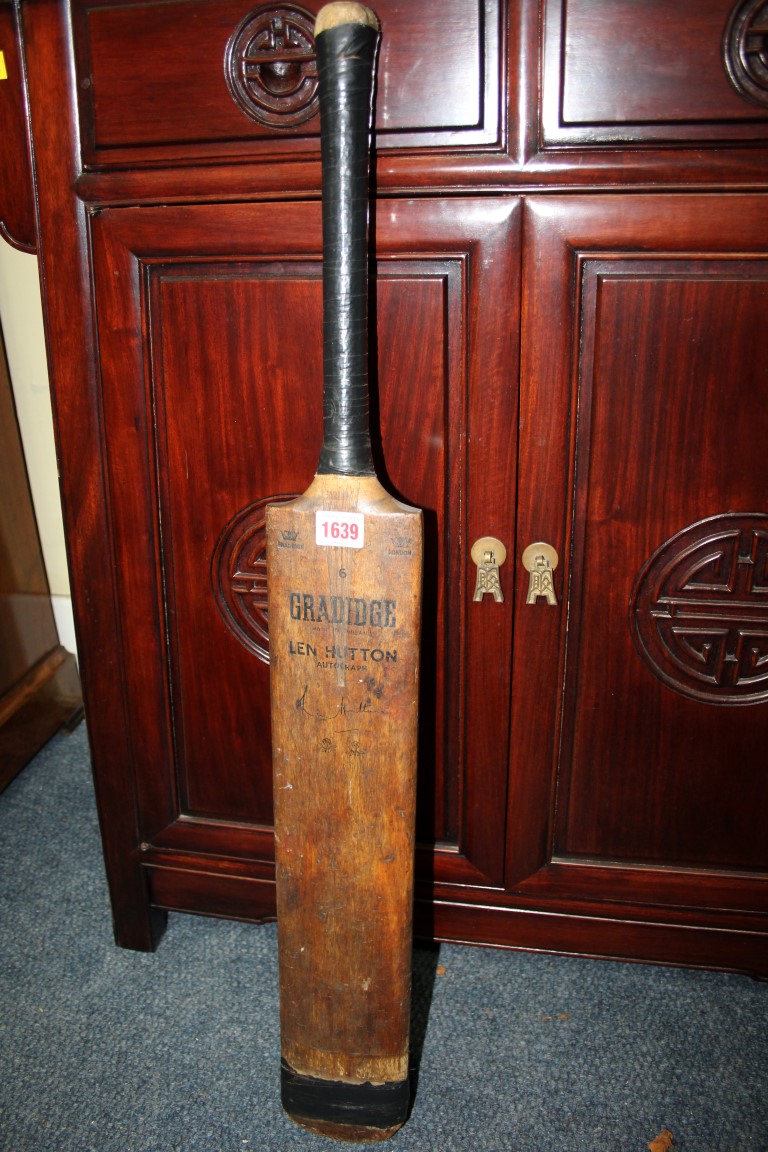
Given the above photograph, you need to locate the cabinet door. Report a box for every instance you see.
[89,197,520,945]
[508,196,768,967]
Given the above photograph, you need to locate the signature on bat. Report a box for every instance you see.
[295,684,387,721]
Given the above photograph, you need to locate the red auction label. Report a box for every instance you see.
[315,511,365,548]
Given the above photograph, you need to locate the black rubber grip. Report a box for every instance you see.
[281,1059,410,1131]
[315,20,379,476]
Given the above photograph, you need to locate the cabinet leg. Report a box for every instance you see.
[103,864,168,952]
[111,901,167,952]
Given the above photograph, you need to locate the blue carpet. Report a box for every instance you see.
[1,726,766,1152]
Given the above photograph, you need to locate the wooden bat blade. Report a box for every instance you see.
[267,473,422,1141]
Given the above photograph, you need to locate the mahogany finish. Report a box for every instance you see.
[13,0,768,974]
[75,0,497,163]
[509,196,768,935]
[0,1,35,250]
[545,0,768,144]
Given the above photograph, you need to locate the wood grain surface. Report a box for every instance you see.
[268,475,421,1142]
[268,475,421,1092]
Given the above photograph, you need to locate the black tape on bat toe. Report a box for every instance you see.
[281,1059,410,1131]
[316,20,379,477]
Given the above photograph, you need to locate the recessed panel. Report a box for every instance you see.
[544,0,768,145]
[149,261,456,831]
[557,262,768,870]
[76,0,498,162]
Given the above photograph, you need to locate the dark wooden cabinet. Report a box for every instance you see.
[505,196,768,968]
[12,0,768,974]
[88,196,518,896]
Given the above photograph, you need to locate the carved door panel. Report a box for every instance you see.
[508,195,768,950]
[89,197,520,943]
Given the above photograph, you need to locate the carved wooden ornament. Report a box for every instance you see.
[723,0,768,108]
[212,495,299,661]
[631,514,768,705]
[225,5,320,127]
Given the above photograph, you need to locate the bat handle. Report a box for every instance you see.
[315,3,380,478]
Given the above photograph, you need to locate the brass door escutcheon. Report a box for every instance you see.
[522,542,559,606]
[472,537,507,602]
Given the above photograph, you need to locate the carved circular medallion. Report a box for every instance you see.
[630,514,768,705]
[723,0,768,108]
[225,5,319,128]
[212,495,298,663]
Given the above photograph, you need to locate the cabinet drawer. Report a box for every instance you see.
[74,0,501,169]
[543,0,768,146]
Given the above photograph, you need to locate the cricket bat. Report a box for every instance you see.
[266,2,423,1142]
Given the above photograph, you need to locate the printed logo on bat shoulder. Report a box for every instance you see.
[388,532,413,557]
[277,528,303,551]
[316,511,364,548]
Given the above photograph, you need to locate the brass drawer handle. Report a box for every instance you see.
[522,542,559,606]
[471,537,507,603]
